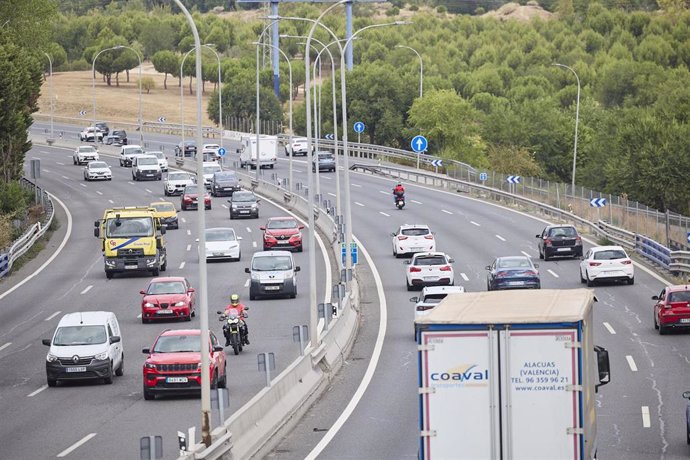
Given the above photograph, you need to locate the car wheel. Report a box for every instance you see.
[628,277,635,285]
[181,204,187,211]
[659,324,667,335]
[47,378,57,387]
[206,204,211,210]
[142,317,149,324]
[103,363,114,384]
[132,173,137,181]
[543,250,550,261]
[185,313,192,322]
[105,270,114,280]
[210,370,218,390]
[229,212,234,220]
[151,268,159,277]
[586,272,595,287]
[73,157,77,165]
[143,386,155,401]
[218,365,227,389]
[164,190,169,196]
[538,247,544,260]
[580,270,586,284]
[115,355,124,376]
[297,245,303,253]
[406,280,413,291]
[290,284,297,299]
[654,312,659,330]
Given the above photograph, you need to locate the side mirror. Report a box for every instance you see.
[160,226,166,235]
[216,310,223,315]
[245,268,250,273]
[390,232,396,237]
[187,288,195,293]
[109,336,121,344]
[243,312,249,319]
[535,234,541,238]
[683,391,690,400]
[142,348,150,354]
[237,236,243,240]
[485,266,491,270]
[140,290,147,295]
[448,258,455,263]
[244,305,250,311]
[404,260,411,265]
[259,226,266,231]
[213,346,225,352]
[533,264,539,268]
[94,220,100,228]
[409,297,419,303]
[227,199,232,203]
[294,266,301,272]
[652,295,659,300]
[594,345,611,392]
[298,225,305,230]
[94,227,100,238]
[579,256,584,260]
[42,338,51,346]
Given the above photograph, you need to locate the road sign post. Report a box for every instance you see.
[479,172,488,183]
[354,121,364,147]
[411,135,428,170]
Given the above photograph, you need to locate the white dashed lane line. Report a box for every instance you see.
[246,227,252,233]
[355,202,364,207]
[80,285,93,295]
[641,407,651,428]
[96,191,103,195]
[321,176,332,180]
[244,279,250,287]
[56,162,65,166]
[411,200,422,205]
[547,269,559,278]
[521,251,532,258]
[327,192,336,197]
[222,204,228,209]
[108,199,114,204]
[57,433,98,458]
[128,181,135,185]
[460,273,469,282]
[43,169,51,173]
[441,209,453,215]
[0,342,11,353]
[352,183,362,188]
[495,234,506,242]
[181,218,186,223]
[378,190,388,195]
[137,313,142,319]
[186,230,191,236]
[379,212,390,217]
[470,221,480,227]
[179,262,186,270]
[27,385,48,397]
[61,176,69,180]
[603,322,616,334]
[145,188,152,193]
[252,241,257,248]
[626,355,638,372]
[45,311,62,321]
[186,244,191,251]
[80,184,87,188]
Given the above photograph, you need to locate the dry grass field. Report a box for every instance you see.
[37,63,215,126]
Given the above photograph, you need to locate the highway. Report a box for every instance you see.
[5,122,690,459]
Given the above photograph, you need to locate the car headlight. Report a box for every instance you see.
[145,362,156,370]
[46,353,58,363]
[251,273,260,280]
[94,351,108,360]
[293,232,302,239]
[144,302,154,308]
[174,301,186,307]
[251,204,257,209]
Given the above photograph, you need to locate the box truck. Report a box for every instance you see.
[415,289,610,460]
[239,135,277,169]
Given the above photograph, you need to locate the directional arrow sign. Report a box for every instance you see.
[506,175,521,184]
[431,159,443,167]
[217,147,226,157]
[687,232,690,244]
[411,135,428,153]
[158,116,166,123]
[479,172,488,181]
[325,133,335,140]
[79,110,87,116]
[589,198,607,208]
[353,121,365,133]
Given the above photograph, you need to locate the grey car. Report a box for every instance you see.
[312,151,336,172]
[210,171,241,197]
[228,190,259,219]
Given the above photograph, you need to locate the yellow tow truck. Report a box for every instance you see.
[94,206,167,279]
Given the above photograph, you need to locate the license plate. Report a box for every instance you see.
[125,265,138,270]
[66,367,87,373]
[213,252,225,256]
[240,210,249,214]
[166,377,188,383]
[681,318,690,324]
[156,310,174,314]
[557,248,571,252]
[411,247,423,251]
[423,276,438,281]
[509,281,525,286]
[264,285,280,291]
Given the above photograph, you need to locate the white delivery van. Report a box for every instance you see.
[42,311,124,386]
[239,135,277,169]
[244,250,300,300]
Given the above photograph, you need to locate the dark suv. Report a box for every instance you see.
[536,225,583,260]
[105,130,128,145]
[95,122,110,136]
[175,140,197,157]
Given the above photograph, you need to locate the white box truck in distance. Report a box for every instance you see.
[415,289,610,460]
[239,135,277,169]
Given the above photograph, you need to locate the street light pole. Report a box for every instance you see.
[395,44,423,99]
[173,0,211,447]
[255,21,278,183]
[553,63,580,192]
[43,52,54,140]
[113,45,143,144]
[180,47,196,156]
[92,47,118,131]
[201,45,223,154]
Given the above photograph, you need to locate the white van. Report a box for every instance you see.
[42,311,124,386]
[245,250,300,300]
[239,135,277,169]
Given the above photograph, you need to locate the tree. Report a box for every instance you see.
[139,76,155,94]
[151,50,178,90]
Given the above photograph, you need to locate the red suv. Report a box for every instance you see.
[142,329,226,400]
[140,277,196,323]
[653,285,690,334]
[260,217,304,252]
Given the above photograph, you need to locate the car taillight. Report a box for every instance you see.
[524,270,538,276]
[410,267,422,272]
[575,236,582,243]
[416,305,434,312]
[589,262,601,266]
[397,236,408,240]
[544,238,552,246]
[621,260,632,265]
[424,235,434,240]
[439,265,452,271]
[496,271,509,278]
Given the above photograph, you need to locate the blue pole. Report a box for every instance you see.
[271,1,281,98]
[346,1,353,70]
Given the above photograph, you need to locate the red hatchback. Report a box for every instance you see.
[140,277,196,323]
[260,217,304,252]
[142,329,226,400]
[653,285,690,334]
[181,184,211,211]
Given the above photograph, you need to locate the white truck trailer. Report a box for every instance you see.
[239,134,277,169]
[415,289,610,460]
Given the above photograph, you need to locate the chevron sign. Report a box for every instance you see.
[590,198,607,208]
[158,116,166,123]
[507,175,521,184]
[325,133,335,140]
[431,159,443,167]
[79,110,87,116]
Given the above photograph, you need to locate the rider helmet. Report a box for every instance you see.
[230,294,240,305]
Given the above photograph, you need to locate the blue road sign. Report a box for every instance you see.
[342,242,358,265]
[479,172,488,181]
[325,133,335,140]
[507,175,521,184]
[411,135,428,153]
[687,232,690,244]
[217,147,226,157]
[431,159,443,167]
[589,198,607,208]
[353,121,365,133]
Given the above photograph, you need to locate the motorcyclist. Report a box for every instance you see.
[224,294,249,346]
[393,182,405,203]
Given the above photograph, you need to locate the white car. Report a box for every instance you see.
[73,145,99,165]
[119,144,144,167]
[83,161,112,181]
[79,126,104,142]
[410,285,465,338]
[148,151,168,172]
[201,227,242,261]
[285,136,311,156]
[579,245,634,286]
[405,252,455,291]
[164,171,196,196]
[202,162,222,189]
[391,224,436,257]
[132,155,162,181]
[203,143,221,156]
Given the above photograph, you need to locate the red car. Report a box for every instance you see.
[142,329,226,400]
[181,184,211,211]
[140,277,196,323]
[653,284,690,334]
[260,217,304,252]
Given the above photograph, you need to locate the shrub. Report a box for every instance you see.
[436,5,447,14]
[0,181,29,215]
[139,76,156,94]
[0,214,11,249]
[409,5,419,11]
[387,6,400,16]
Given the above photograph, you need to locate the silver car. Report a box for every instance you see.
[83,161,112,181]
[312,151,336,172]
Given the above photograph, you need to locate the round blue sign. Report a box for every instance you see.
[353,121,365,133]
[411,135,428,153]
[218,147,226,157]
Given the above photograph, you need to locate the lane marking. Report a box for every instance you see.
[355,202,364,207]
[626,355,638,372]
[108,199,114,204]
[79,183,87,188]
[181,218,186,223]
[222,204,228,209]
[61,175,69,180]
[460,273,469,282]
[128,181,135,185]
[378,190,388,195]
[411,200,422,205]
[43,168,52,173]
[96,191,103,195]
[179,262,186,270]
[56,162,65,166]
[470,221,480,226]
[641,406,650,428]
[327,192,336,197]
[521,251,532,258]
[186,230,191,236]
[603,322,616,334]
[137,313,142,319]
[495,234,506,242]
[246,227,252,233]
[186,244,191,251]
[352,183,362,188]
[27,385,48,397]
[379,212,390,217]
[547,269,559,278]
[293,168,302,173]
[45,311,62,321]
[80,285,93,295]
[321,175,332,180]
[0,342,11,353]
[244,279,250,287]
[145,188,152,193]
[57,433,97,458]
[252,241,257,248]
[441,209,453,215]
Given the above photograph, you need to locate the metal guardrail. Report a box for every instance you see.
[670,251,690,276]
[596,220,635,250]
[0,179,54,278]
[635,234,672,269]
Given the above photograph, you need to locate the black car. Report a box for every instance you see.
[95,122,110,136]
[312,151,336,172]
[536,225,583,260]
[228,190,259,219]
[105,129,128,145]
[210,171,241,197]
[486,256,541,291]
[175,140,197,157]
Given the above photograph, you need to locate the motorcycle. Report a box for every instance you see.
[217,308,248,355]
[394,192,405,210]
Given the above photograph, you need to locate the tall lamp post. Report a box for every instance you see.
[202,45,223,154]
[43,52,54,140]
[395,44,423,99]
[255,21,279,184]
[91,46,119,131]
[180,47,196,156]
[553,63,580,192]
[113,45,143,144]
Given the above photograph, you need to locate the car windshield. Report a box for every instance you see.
[252,256,292,271]
[184,185,199,194]
[125,148,144,155]
[293,138,307,144]
[214,172,236,181]
[421,294,448,304]
[233,193,255,203]
[204,165,222,175]
[204,144,220,150]
[150,152,164,159]
[89,162,107,169]
[548,227,577,237]
[318,153,334,160]
[206,229,236,242]
[401,228,430,237]
[593,250,627,260]
[151,203,175,212]
[497,258,532,269]
[267,219,297,230]
[106,217,154,238]
[669,291,690,302]
[53,325,107,346]
[153,335,201,353]
[414,256,447,266]
[138,157,158,165]
[79,146,96,153]
[147,281,186,294]
[168,173,191,182]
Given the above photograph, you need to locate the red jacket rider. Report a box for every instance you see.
[393,183,405,199]
[224,294,249,345]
